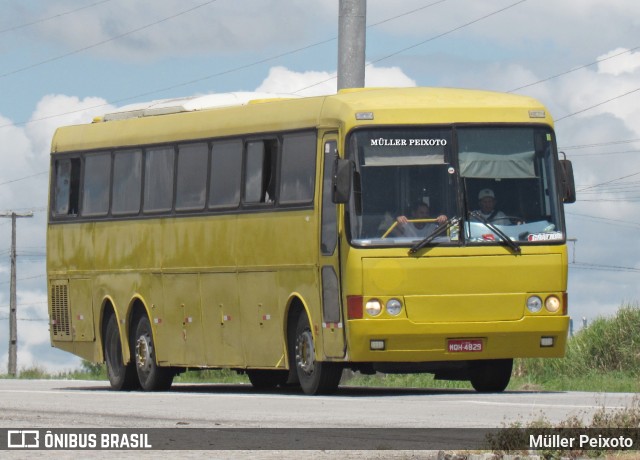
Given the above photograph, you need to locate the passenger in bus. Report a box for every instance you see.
[472,188,510,225]
[395,201,447,237]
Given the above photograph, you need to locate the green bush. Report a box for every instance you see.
[517,303,640,384]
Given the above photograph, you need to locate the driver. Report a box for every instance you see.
[473,189,510,225]
[396,201,447,237]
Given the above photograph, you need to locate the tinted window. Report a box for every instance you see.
[280,132,317,204]
[176,143,208,211]
[82,152,111,216]
[144,147,175,213]
[244,140,277,204]
[53,158,81,216]
[209,140,242,209]
[321,141,338,255]
[112,149,142,216]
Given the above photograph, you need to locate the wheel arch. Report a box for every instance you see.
[126,296,153,361]
[284,293,310,354]
[99,296,118,363]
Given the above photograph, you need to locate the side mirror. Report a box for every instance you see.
[332,158,352,204]
[559,154,576,203]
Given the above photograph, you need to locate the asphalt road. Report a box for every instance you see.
[0,379,636,458]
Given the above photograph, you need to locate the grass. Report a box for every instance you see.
[513,303,640,393]
[485,395,640,458]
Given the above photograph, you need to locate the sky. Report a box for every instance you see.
[1,0,640,374]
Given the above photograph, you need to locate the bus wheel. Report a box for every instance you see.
[133,315,174,391]
[104,314,138,391]
[469,359,513,393]
[246,369,288,389]
[294,314,342,395]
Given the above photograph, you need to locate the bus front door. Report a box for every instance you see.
[319,135,346,359]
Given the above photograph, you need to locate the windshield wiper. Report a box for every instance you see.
[469,211,521,254]
[408,217,460,255]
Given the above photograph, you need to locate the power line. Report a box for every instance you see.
[0,0,220,79]
[559,138,640,150]
[0,301,48,311]
[369,0,450,27]
[294,0,528,94]
[0,0,114,34]
[567,149,640,158]
[571,262,640,273]
[577,170,640,192]
[0,274,46,286]
[555,86,640,123]
[508,46,640,93]
[0,0,451,129]
[566,212,640,229]
[0,171,47,187]
[0,316,49,322]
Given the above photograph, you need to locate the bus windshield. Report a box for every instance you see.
[347,125,565,247]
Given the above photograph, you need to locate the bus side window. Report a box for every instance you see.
[81,152,111,217]
[143,146,175,214]
[53,158,81,216]
[112,149,142,216]
[279,132,317,205]
[176,143,208,211]
[209,140,242,209]
[244,139,278,205]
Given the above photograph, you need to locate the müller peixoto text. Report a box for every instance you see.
[530,434,635,449]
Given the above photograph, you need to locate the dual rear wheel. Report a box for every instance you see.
[104,313,174,392]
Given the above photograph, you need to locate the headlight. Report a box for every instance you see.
[386,298,403,316]
[365,299,382,316]
[526,296,543,313]
[545,295,561,312]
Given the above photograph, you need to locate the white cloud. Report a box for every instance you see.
[255,64,416,96]
[597,48,640,76]
[0,95,115,374]
[27,95,114,159]
[256,66,337,96]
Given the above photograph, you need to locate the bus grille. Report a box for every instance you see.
[50,283,71,337]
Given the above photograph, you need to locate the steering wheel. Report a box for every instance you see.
[381,218,438,238]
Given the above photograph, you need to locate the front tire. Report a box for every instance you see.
[132,315,174,391]
[294,313,342,395]
[469,359,513,393]
[104,314,138,391]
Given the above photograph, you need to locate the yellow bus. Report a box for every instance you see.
[47,87,575,395]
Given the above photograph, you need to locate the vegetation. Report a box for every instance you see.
[515,303,640,392]
[486,396,640,458]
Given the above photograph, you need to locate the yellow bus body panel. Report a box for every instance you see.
[342,245,568,361]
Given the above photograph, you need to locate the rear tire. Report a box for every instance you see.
[132,315,174,391]
[294,313,342,395]
[469,359,513,393]
[104,314,138,391]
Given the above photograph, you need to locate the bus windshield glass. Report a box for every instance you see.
[347,126,565,247]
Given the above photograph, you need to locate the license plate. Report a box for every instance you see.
[447,339,483,353]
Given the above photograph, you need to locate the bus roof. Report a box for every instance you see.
[51,87,552,153]
[101,92,302,121]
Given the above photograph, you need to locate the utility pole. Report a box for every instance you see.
[1,211,33,376]
[337,0,366,90]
